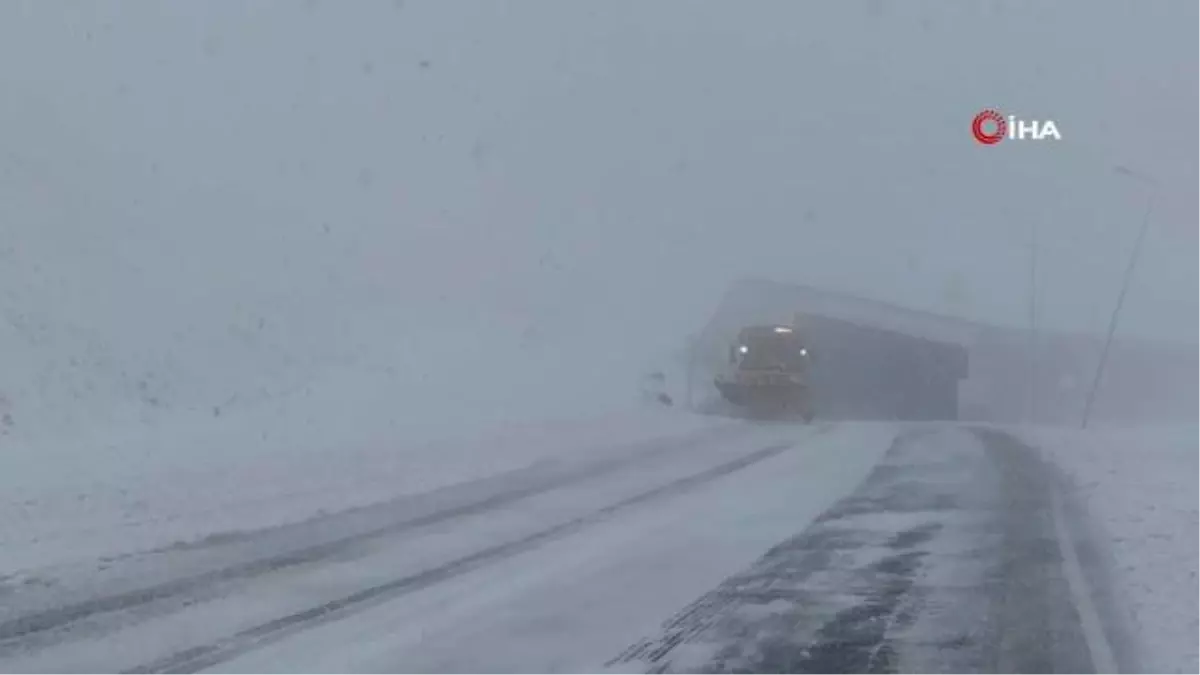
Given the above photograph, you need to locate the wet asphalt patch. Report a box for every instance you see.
[609,426,1104,674]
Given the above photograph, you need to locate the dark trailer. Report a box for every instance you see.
[795,313,968,421]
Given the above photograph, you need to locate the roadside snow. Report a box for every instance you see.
[0,402,728,576]
[1024,424,1199,674]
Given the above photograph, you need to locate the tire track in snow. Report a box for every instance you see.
[0,425,753,653]
[125,441,800,674]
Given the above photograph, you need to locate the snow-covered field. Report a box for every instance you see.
[1025,424,1199,674]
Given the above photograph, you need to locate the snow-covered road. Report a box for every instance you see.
[0,421,1162,673]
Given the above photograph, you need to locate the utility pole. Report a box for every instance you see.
[1027,219,1038,425]
[685,336,697,412]
[1081,178,1155,429]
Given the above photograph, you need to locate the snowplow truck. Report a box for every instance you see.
[714,325,814,421]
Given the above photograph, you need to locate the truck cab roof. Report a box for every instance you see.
[737,325,802,341]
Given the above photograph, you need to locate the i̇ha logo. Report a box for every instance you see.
[972,109,1061,145]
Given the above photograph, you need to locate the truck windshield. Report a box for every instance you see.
[739,337,806,370]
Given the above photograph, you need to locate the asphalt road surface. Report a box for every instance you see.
[0,422,1130,673]
[609,427,1130,674]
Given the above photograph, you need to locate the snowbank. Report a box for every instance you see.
[1024,424,1199,674]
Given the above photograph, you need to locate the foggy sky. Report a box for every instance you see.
[1,0,1196,352]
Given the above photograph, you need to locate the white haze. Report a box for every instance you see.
[0,0,1195,442]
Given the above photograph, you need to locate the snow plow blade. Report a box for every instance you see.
[714,379,814,422]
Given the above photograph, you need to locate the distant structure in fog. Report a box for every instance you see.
[694,278,1197,426]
